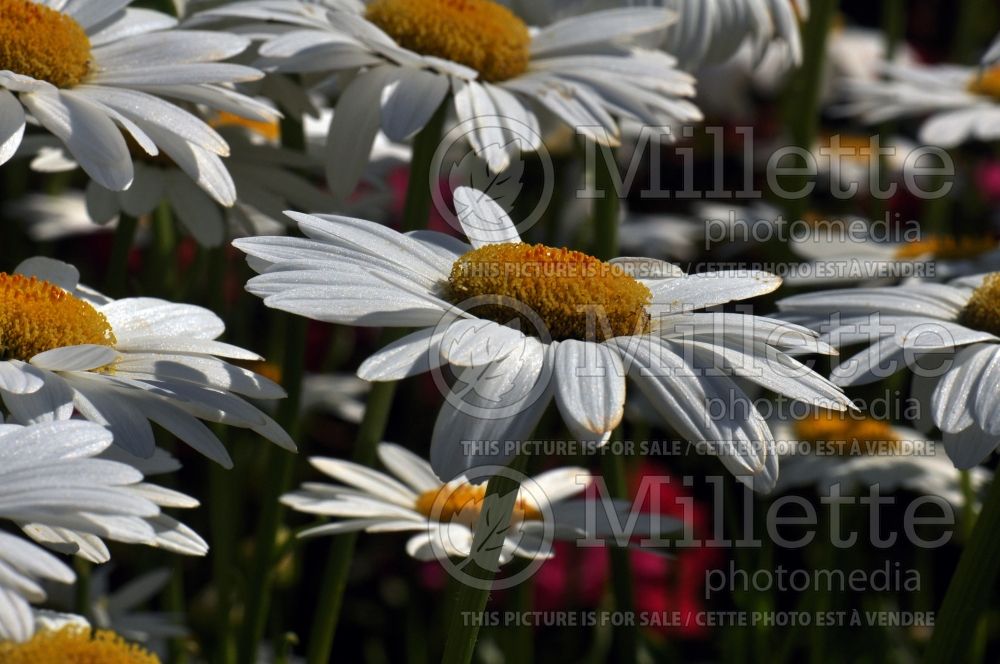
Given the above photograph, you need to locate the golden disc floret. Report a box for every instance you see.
[794,413,902,456]
[894,234,996,260]
[415,482,541,525]
[0,272,116,361]
[0,625,160,664]
[446,243,653,341]
[960,272,1000,337]
[365,0,531,82]
[969,65,1000,100]
[0,0,91,88]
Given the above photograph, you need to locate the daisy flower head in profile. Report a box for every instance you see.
[236,187,854,491]
[770,409,992,506]
[779,273,1000,469]
[0,419,204,642]
[0,616,159,663]
[508,0,807,72]
[838,56,1000,147]
[282,442,678,562]
[0,256,294,467]
[787,220,1000,287]
[0,0,278,199]
[191,0,701,198]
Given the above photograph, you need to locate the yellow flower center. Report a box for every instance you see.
[445,243,653,341]
[959,272,1000,337]
[364,0,531,82]
[415,482,541,526]
[0,272,116,361]
[893,235,996,260]
[209,111,281,143]
[968,65,1000,100]
[0,0,91,88]
[794,413,902,456]
[0,625,160,663]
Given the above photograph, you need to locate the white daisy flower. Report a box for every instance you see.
[44,567,186,652]
[0,419,201,642]
[838,58,1000,147]
[788,225,1000,287]
[4,192,118,242]
[282,442,676,561]
[0,256,294,467]
[0,0,278,197]
[191,0,701,198]
[236,187,852,490]
[0,618,159,660]
[507,0,806,71]
[84,123,339,246]
[778,273,1000,469]
[770,410,992,506]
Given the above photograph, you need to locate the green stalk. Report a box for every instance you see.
[148,202,177,297]
[235,314,307,664]
[441,457,527,664]
[305,379,398,664]
[600,448,638,664]
[73,558,91,619]
[591,144,619,261]
[105,213,139,296]
[305,101,445,659]
[402,101,448,232]
[209,431,236,664]
[781,0,838,225]
[922,471,1000,662]
[590,146,637,659]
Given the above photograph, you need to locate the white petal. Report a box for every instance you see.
[0,89,26,165]
[452,186,520,247]
[553,340,626,436]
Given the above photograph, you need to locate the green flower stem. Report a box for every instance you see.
[441,456,527,664]
[600,436,638,664]
[73,558,90,618]
[209,430,237,664]
[105,213,139,296]
[305,378,398,664]
[148,201,177,297]
[591,144,619,261]
[781,0,838,225]
[403,100,449,232]
[923,469,1000,662]
[236,314,306,664]
[305,97,446,660]
[590,145,638,660]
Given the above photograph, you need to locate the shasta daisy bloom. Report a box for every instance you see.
[0,622,158,661]
[788,227,1000,287]
[770,410,992,506]
[191,0,701,198]
[236,187,853,490]
[779,273,1000,469]
[0,256,294,467]
[282,442,678,561]
[0,419,202,642]
[0,0,278,197]
[838,58,1000,147]
[510,0,806,71]
[82,124,339,246]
